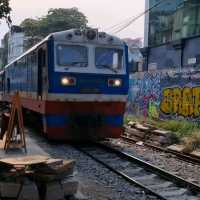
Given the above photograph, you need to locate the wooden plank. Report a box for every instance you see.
[125,128,146,139]
[53,160,75,174]
[46,159,63,167]
[33,160,75,182]
[0,155,49,166]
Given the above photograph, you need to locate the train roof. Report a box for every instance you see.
[51,29,124,46]
[4,29,124,69]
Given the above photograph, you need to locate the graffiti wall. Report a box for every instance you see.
[128,71,161,119]
[128,70,200,121]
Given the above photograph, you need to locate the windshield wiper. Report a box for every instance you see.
[69,61,88,65]
[96,64,118,73]
[63,61,88,70]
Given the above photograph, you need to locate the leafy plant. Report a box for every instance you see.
[0,0,11,25]
[20,8,88,49]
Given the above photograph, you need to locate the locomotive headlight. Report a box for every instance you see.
[108,79,122,87]
[61,77,76,86]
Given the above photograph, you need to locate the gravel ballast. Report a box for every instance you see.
[109,139,200,186]
[27,131,160,200]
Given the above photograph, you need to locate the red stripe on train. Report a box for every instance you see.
[45,126,124,140]
[2,95,126,115]
[45,101,126,115]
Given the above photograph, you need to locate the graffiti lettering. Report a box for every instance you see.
[160,87,200,117]
[148,100,159,119]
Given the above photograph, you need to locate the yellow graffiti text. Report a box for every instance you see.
[160,87,200,117]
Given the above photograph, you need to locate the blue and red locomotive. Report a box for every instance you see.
[1,29,129,140]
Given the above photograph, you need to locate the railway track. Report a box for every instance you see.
[122,131,200,165]
[74,143,200,200]
[121,135,200,165]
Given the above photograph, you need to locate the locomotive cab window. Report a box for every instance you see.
[56,45,88,67]
[95,48,123,71]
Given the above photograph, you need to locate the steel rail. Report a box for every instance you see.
[74,143,200,200]
[121,134,200,165]
[74,144,167,200]
[97,143,200,193]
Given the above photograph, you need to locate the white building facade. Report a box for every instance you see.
[8,26,26,63]
[144,0,149,47]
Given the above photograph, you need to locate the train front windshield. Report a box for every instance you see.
[55,44,125,74]
[95,48,123,72]
[57,45,88,67]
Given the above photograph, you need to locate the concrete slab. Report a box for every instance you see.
[135,123,149,131]
[0,182,21,198]
[62,177,78,196]
[167,145,185,152]
[168,196,200,200]
[18,181,40,200]
[149,182,173,190]
[152,130,171,136]
[191,150,200,158]
[122,168,143,177]
[45,181,65,200]
[73,190,88,200]
[134,174,157,185]
[125,127,146,138]
[159,188,187,197]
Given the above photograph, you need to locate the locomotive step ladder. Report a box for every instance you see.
[3,92,26,152]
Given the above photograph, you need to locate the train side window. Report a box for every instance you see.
[7,78,10,93]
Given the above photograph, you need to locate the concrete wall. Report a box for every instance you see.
[148,44,181,70]
[128,70,200,121]
[128,36,200,121]
[183,37,200,67]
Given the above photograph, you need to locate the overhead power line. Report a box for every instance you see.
[104,16,133,32]
[105,0,168,34]
[114,0,168,34]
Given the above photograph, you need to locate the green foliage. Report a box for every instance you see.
[0,0,11,24]
[125,115,200,139]
[125,115,200,150]
[124,115,144,125]
[0,32,9,66]
[182,132,200,153]
[156,120,200,138]
[39,8,88,36]
[20,7,88,48]
[20,18,40,38]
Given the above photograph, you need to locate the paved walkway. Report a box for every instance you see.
[0,131,49,158]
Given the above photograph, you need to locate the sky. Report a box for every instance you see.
[0,0,145,43]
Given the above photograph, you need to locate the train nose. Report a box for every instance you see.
[69,114,103,139]
[70,114,103,128]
